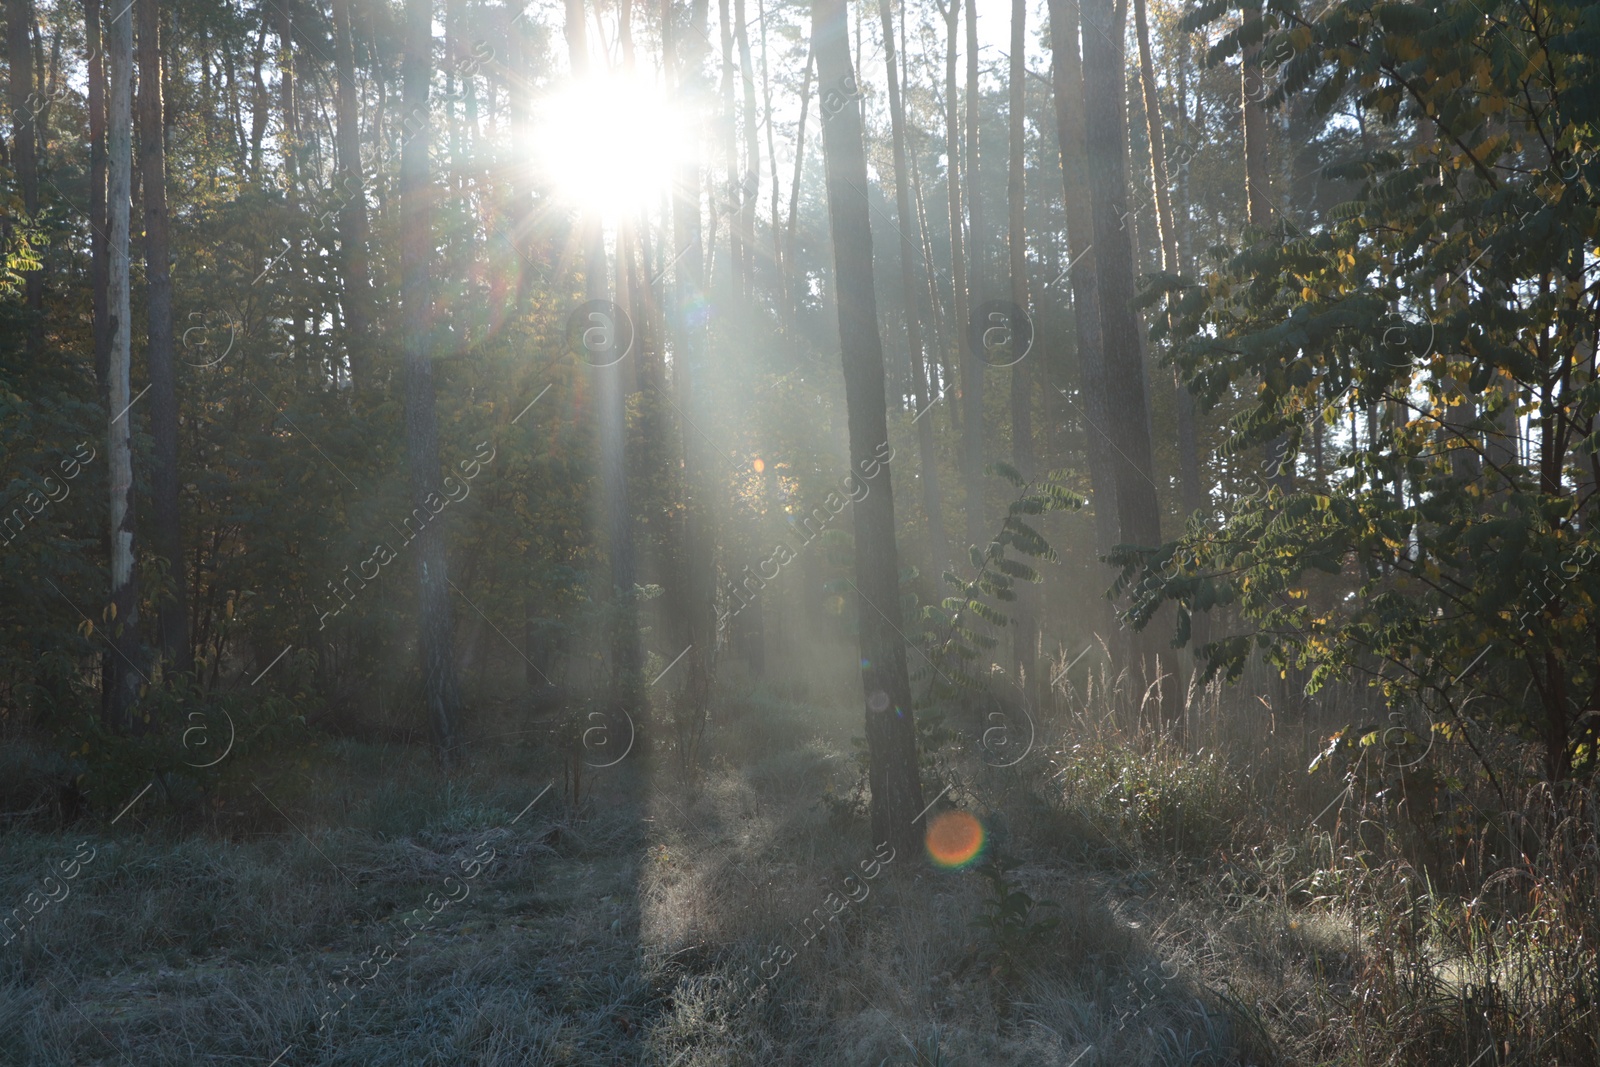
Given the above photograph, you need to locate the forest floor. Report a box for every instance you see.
[0,667,1543,1065]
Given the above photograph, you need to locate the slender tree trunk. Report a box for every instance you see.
[1006,0,1037,694]
[759,0,782,284]
[136,0,188,677]
[783,43,813,327]
[716,0,740,295]
[876,0,949,575]
[1081,0,1173,722]
[734,0,760,290]
[1081,0,1159,546]
[960,0,985,548]
[812,0,925,858]
[1134,0,1204,681]
[273,0,297,195]
[332,0,374,389]
[7,0,41,351]
[1045,0,1118,638]
[511,3,535,311]
[222,32,244,174]
[247,18,267,181]
[908,118,955,434]
[402,0,463,765]
[1240,0,1291,505]
[1172,43,1205,519]
[86,0,109,395]
[104,0,141,731]
[943,0,976,554]
[668,0,718,725]
[1241,1,1272,231]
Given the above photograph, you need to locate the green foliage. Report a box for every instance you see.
[1125,0,1600,783]
[913,467,1081,709]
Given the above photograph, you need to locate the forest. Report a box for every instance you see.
[0,0,1597,1062]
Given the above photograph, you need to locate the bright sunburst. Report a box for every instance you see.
[533,74,687,216]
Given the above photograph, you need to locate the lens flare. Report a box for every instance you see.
[925,810,984,868]
[532,73,687,216]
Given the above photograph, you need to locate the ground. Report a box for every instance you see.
[0,668,1550,1065]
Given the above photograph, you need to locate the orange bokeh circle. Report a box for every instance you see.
[925,810,984,868]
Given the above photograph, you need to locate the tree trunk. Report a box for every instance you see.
[734,0,760,290]
[942,0,977,555]
[1168,37,1206,523]
[876,0,949,576]
[1240,0,1292,506]
[1045,0,1119,639]
[1080,0,1174,722]
[812,0,925,858]
[332,0,374,389]
[759,0,782,286]
[104,0,141,731]
[273,0,297,194]
[247,17,267,181]
[716,0,740,295]
[401,0,463,766]
[1006,0,1038,694]
[86,0,109,396]
[961,0,985,549]
[782,43,813,327]
[668,0,719,741]
[136,0,188,677]
[1241,1,1272,231]
[7,0,41,352]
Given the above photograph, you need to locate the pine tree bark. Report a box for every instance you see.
[272,0,297,194]
[1006,0,1037,694]
[137,0,188,677]
[734,0,760,289]
[960,0,985,549]
[876,0,949,575]
[1166,40,1206,522]
[1045,0,1119,637]
[401,0,463,765]
[86,0,109,395]
[716,0,740,296]
[1081,0,1160,545]
[1080,0,1175,721]
[1240,1,1272,232]
[812,0,925,858]
[247,18,267,181]
[7,0,41,351]
[1241,0,1291,504]
[942,0,977,552]
[104,0,141,731]
[667,0,719,735]
[782,44,812,327]
[332,0,374,389]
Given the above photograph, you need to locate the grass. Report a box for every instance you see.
[0,650,1596,1064]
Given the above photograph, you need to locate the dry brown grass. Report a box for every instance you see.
[1,649,1595,1065]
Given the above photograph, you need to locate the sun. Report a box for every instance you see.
[533,74,687,217]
